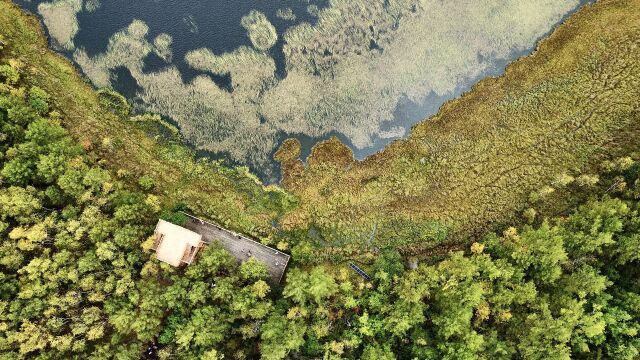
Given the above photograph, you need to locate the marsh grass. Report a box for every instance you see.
[65,0,581,174]
[241,10,277,51]
[306,5,319,17]
[73,20,153,87]
[186,46,276,99]
[153,33,173,62]
[84,0,100,13]
[277,0,640,252]
[276,8,296,21]
[37,0,82,50]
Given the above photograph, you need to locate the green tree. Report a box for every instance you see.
[28,86,49,115]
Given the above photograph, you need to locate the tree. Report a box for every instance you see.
[0,186,41,222]
[28,86,49,115]
[486,223,568,285]
[0,64,19,84]
[239,257,270,281]
[372,248,405,279]
[260,314,307,360]
[361,344,396,360]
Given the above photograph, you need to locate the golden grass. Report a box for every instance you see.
[277,0,640,253]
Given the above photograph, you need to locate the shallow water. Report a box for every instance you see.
[15,0,593,183]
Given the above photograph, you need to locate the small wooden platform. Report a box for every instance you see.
[182,214,290,284]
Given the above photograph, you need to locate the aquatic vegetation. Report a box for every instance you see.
[84,0,100,12]
[71,0,581,178]
[37,0,82,50]
[377,126,406,140]
[72,21,276,171]
[306,4,319,17]
[74,19,153,87]
[153,33,173,62]
[269,0,581,148]
[241,10,277,51]
[186,46,276,99]
[276,8,296,21]
[135,69,280,170]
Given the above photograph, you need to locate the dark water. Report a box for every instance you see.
[15,0,593,184]
[17,0,323,91]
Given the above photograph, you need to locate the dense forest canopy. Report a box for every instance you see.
[0,69,638,358]
[1,0,639,359]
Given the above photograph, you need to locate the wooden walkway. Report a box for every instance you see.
[182,213,290,284]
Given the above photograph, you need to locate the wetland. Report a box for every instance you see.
[17,0,590,182]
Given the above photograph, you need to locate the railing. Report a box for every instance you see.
[180,245,198,264]
[151,233,164,251]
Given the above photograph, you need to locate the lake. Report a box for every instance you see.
[15,0,592,183]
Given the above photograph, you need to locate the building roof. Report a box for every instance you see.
[154,219,203,267]
[182,214,291,283]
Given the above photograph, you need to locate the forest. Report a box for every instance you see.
[1,0,639,359]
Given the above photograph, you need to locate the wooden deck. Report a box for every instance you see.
[182,214,290,284]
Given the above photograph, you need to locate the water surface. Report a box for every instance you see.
[16,0,592,183]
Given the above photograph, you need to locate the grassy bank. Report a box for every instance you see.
[278,0,640,255]
[0,0,294,242]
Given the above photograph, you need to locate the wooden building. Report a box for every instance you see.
[152,219,205,267]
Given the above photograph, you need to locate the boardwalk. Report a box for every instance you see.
[182,214,290,284]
